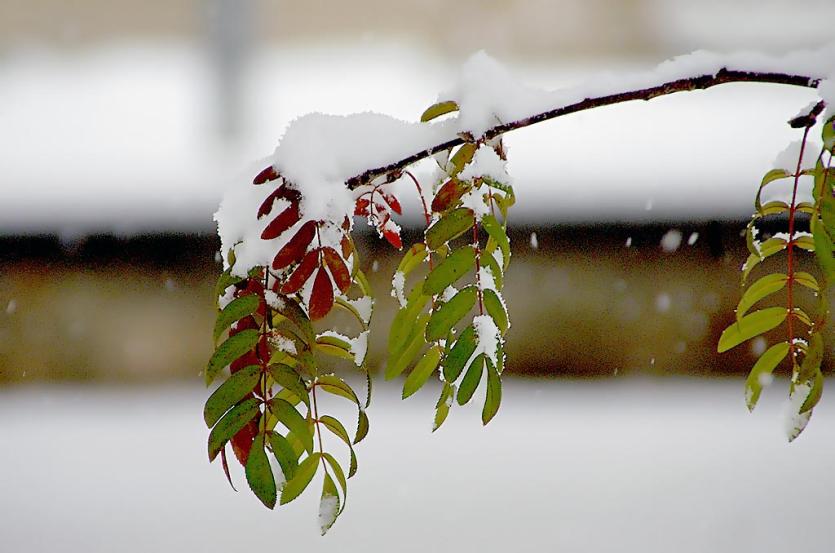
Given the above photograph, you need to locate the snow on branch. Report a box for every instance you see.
[216,45,835,274]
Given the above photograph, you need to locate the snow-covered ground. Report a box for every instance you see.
[3,378,835,552]
[0,43,824,235]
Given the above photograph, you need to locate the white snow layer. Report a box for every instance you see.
[473,314,501,365]
[318,494,339,535]
[773,140,823,172]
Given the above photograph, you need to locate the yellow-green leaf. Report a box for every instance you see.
[386,314,429,379]
[717,307,787,353]
[423,246,475,295]
[745,341,789,411]
[420,100,459,122]
[736,273,787,322]
[280,452,320,505]
[433,382,455,432]
[402,345,442,399]
[482,214,510,270]
[425,208,475,250]
[269,398,313,454]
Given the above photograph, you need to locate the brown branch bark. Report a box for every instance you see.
[345,68,822,190]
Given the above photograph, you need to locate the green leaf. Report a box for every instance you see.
[426,287,477,342]
[444,325,477,382]
[319,415,351,446]
[402,345,442,399]
[823,117,835,151]
[433,382,455,432]
[425,208,475,250]
[423,246,475,295]
[355,409,369,444]
[316,375,360,405]
[213,295,260,343]
[319,472,341,535]
[280,452,320,505]
[322,452,348,503]
[745,341,789,411]
[813,222,835,281]
[388,285,430,355]
[268,431,298,481]
[269,398,313,454]
[717,307,787,353]
[457,353,485,405]
[319,416,357,477]
[736,273,787,322]
[480,251,503,289]
[246,433,277,509]
[481,215,510,270]
[449,143,477,176]
[386,314,429,379]
[482,289,509,334]
[268,364,310,407]
[482,357,501,425]
[275,297,316,345]
[214,269,244,306]
[204,364,261,427]
[208,397,260,461]
[206,329,260,385]
[420,100,459,122]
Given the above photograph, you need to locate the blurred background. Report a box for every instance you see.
[3,1,835,551]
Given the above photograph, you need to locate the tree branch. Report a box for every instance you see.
[346,68,822,190]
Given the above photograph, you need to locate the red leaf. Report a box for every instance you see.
[261,204,301,240]
[280,248,320,294]
[431,179,465,213]
[257,187,281,219]
[308,267,334,320]
[354,197,370,216]
[230,314,258,337]
[383,228,402,250]
[253,166,278,185]
[258,333,269,363]
[272,220,317,269]
[382,192,402,215]
[231,415,259,466]
[220,446,238,492]
[340,235,352,259]
[322,247,351,293]
[231,351,259,373]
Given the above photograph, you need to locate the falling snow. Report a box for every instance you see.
[660,230,683,253]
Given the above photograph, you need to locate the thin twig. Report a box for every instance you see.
[346,69,821,190]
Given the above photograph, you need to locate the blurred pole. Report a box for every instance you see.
[205,0,253,140]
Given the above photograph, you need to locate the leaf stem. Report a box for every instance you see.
[787,124,812,364]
